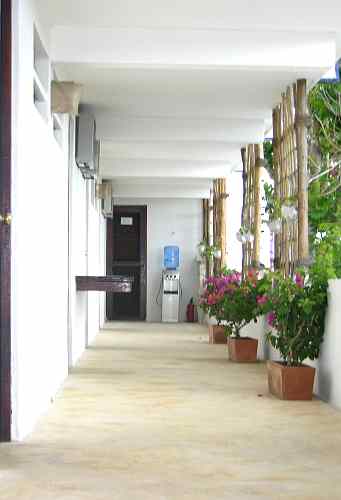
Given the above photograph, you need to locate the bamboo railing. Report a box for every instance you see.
[213,178,227,273]
[272,79,309,276]
[241,144,263,274]
[202,198,210,278]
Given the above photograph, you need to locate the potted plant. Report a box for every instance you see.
[263,183,282,234]
[220,269,272,362]
[198,240,220,262]
[262,268,328,400]
[236,224,254,243]
[199,274,232,344]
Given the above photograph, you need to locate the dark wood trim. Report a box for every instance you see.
[105,218,114,318]
[0,0,12,442]
[106,217,113,277]
[76,276,134,293]
[106,206,147,321]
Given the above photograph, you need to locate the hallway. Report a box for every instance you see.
[1,323,341,499]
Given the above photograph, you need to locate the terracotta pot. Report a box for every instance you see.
[208,325,227,344]
[228,337,258,362]
[267,361,316,400]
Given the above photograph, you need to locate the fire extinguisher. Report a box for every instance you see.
[186,297,196,322]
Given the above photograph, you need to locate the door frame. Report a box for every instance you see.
[106,206,147,321]
[0,0,12,442]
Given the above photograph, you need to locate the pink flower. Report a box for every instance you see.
[257,295,268,305]
[295,273,304,288]
[207,294,215,305]
[267,312,276,327]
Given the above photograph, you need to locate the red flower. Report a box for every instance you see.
[267,312,276,327]
[295,273,304,288]
[257,295,268,305]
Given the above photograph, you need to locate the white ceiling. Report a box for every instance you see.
[56,65,325,119]
[37,0,341,198]
[36,1,341,32]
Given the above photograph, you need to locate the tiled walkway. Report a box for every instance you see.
[1,322,341,499]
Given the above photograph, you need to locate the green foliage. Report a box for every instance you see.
[198,240,218,261]
[309,82,341,158]
[308,169,341,240]
[221,276,258,337]
[199,270,273,338]
[263,140,274,178]
[308,81,341,278]
[312,225,341,279]
[260,268,328,366]
[263,182,281,221]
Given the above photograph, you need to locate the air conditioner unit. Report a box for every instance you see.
[96,180,113,218]
[75,112,98,179]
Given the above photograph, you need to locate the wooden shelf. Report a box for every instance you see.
[76,276,134,293]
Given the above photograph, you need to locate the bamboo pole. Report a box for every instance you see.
[220,178,227,268]
[202,199,206,242]
[213,180,219,274]
[209,188,214,276]
[202,199,209,244]
[287,86,298,274]
[253,144,263,266]
[272,106,282,270]
[295,79,310,264]
[213,180,217,252]
[282,93,289,276]
[240,148,247,273]
[212,178,228,273]
[202,198,210,278]
[218,179,222,271]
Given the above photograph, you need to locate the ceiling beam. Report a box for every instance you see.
[100,159,232,179]
[96,116,265,143]
[51,27,336,73]
[112,179,212,199]
[100,141,242,161]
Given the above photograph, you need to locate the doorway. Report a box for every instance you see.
[106,206,147,321]
[0,0,12,442]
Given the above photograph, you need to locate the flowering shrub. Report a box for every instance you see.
[199,271,242,325]
[257,269,328,366]
[199,269,272,337]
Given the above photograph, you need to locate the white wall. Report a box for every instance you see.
[11,1,106,439]
[87,182,106,344]
[68,123,87,366]
[11,0,69,440]
[308,280,341,409]
[68,119,106,365]
[115,198,202,322]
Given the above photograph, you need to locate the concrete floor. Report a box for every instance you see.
[1,322,341,500]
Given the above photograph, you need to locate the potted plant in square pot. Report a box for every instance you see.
[199,274,236,344]
[220,269,272,362]
[263,268,328,400]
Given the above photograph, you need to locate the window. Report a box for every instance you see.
[33,26,50,121]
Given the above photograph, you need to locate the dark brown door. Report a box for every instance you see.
[106,206,147,321]
[0,0,12,442]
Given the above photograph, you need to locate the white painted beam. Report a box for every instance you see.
[51,27,336,73]
[96,116,265,143]
[56,64,304,121]
[36,0,341,33]
[100,159,233,179]
[101,141,242,162]
[112,179,212,199]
